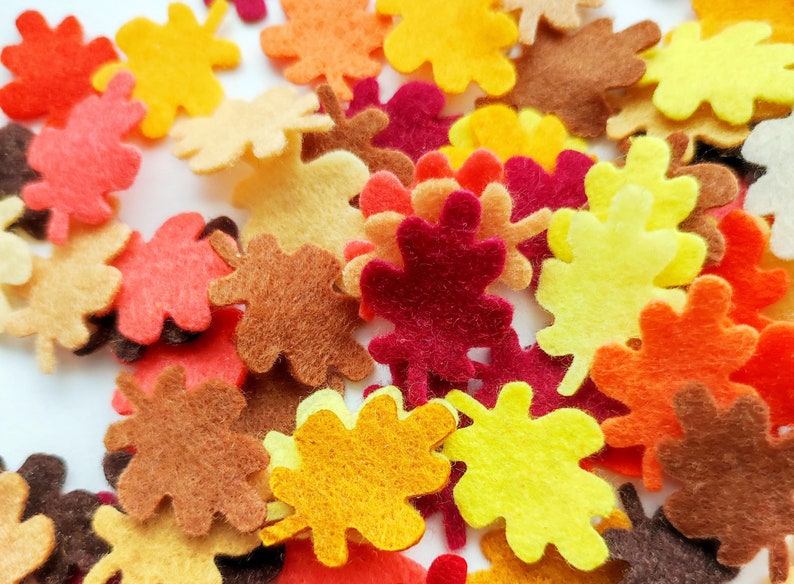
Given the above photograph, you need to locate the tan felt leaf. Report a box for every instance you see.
[501,0,604,44]
[0,197,32,332]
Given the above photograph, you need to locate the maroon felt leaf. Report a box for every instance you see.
[413,462,468,551]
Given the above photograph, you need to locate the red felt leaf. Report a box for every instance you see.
[413,150,504,195]
[426,555,468,584]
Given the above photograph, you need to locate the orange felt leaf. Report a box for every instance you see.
[693,0,794,44]
[591,275,758,491]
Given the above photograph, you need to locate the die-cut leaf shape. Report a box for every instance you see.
[641,21,794,125]
[261,387,457,566]
[4,220,131,373]
[604,483,739,584]
[111,213,233,345]
[361,190,514,405]
[260,0,389,101]
[693,0,794,44]
[209,231,373,387]
[0,11,117,126]
[0,197,33,332]
[92,0,241,138]
[412,462,467,551]
[591,276,758,491]
[0,472,55,584]
[22,72,144,245]
[84,505,261,584]
[500,0,604,44]
[536,185,686,396]
[205,0,267,23]
[377,0,518,96]
[105,367,270,536]
[216,544,286,584]
[443,382,616,570]
[171,85,332,174]
[658,384,794,584]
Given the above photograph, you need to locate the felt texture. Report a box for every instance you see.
[111,213,234,345]
[703,211,790,329]
[413,149,504,195]
[92,1,241,138]
[4,220,130,373]
[641,21,794,125]
[0,11,117,126]
[105,367,270,536]
[500,0,603,44]
[171,85,332,174]
[441,104,587,171]
[742,111,794,259]
[443,382,616,570]
[347,78,459,162]
[761,249,794,323]
[426,554,468,584]
[232,132,368,258]
[377,0,518,96]
[22,72,144,245]
[112,307,246,415]
[102,451,133,491]
[0,197,32,333]
[217,544,286,584]
[360,190,514,405]
[84,505,261,584]
[16,454,108,584]
[591,276,758,491]
[276,538,427,583]
[209,231,373,386]
[491,19,660,138]
[693,0,794,44]
[604,483,739,584]
[260,0,389,101]
[0,472,55,584]
[207,0,267,23]
[302,84,415,186]
[412,462,467,551]
[536,186,686,396]
[0,124,47,240]
[657,384,794,584]
[261,388,457,566]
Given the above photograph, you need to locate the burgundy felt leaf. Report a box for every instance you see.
[413,462,468,551]
[205,0,267,23]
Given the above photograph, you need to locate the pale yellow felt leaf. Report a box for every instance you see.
[0,197,33,333]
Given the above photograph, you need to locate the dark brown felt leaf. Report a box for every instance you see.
[302,84,415,186]
[0,123,49,239]
[658,383,794,584]
[104,366,270,537]
[216,544,286,584]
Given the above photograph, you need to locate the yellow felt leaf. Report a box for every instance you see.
[261,388,456,566]
[641,21,794,125]
[441,105,587,171]
[377,0,517,96]
[171,86,332,173]
[443,382,616,570]
[536,185,686,396]
[501,0,604,45]
[0,197,33,333]
[93,1,241,138]
[693,0,794,44]
[84,505,260,584]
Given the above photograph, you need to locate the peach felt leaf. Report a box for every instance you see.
[443,382,616,570]
[92,0,241,138]
[536,186,686,396]
[377,0,518,96]
[0,197,32,332]
[501,0,604,44]
[641,21,794,124]
[261,387,457,566]
[171,85,332,174]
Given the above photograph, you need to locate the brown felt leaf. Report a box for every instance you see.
[302,84,415,186]
[209,231,373,387]
[104,366,270,536]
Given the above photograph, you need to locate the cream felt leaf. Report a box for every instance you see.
[443,382,616,570]
[0,197,32,332]
[501,0,604,44]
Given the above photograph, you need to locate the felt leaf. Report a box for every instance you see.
[232,132,368,258]
[0,11,117,126]
[693,0,794,44]
[347,78,460,162]
[206,0,267,23]
[493,19,660,138]
[500,0,604,44]
[361,190,514,405]
[536,186,686,396]
[84,505,261,584]
[641,21,794,124]
[604,483,739,584]
[377,0,518,96]
[209,231,373,386]
[260,0,389,101]
[412,462,467,551]
[171,86,332,174]
[92,1,241,138]
[426,554,468,584]
[111,213,233,345]
[441,104,587,171]
[22,72,144,245]
[657,383,794,583]
[105,367,270,536]
[0,124,48,239]
[302,84,415,186]
[4,220,130,373]
[0,197,33,332]
[412,149,504,196]
[217,544,286,584]
[443,382,616,570]
[0,472,55,584]
[261,388,457,566]
[590,275,758,491]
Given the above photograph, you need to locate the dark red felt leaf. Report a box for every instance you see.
[413,462,468,551]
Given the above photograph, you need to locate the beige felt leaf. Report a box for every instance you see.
[501,0,604,44]
[0,197,33,332]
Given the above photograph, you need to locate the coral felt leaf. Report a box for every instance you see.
[501,0,604,44]
[0,197,33,332]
